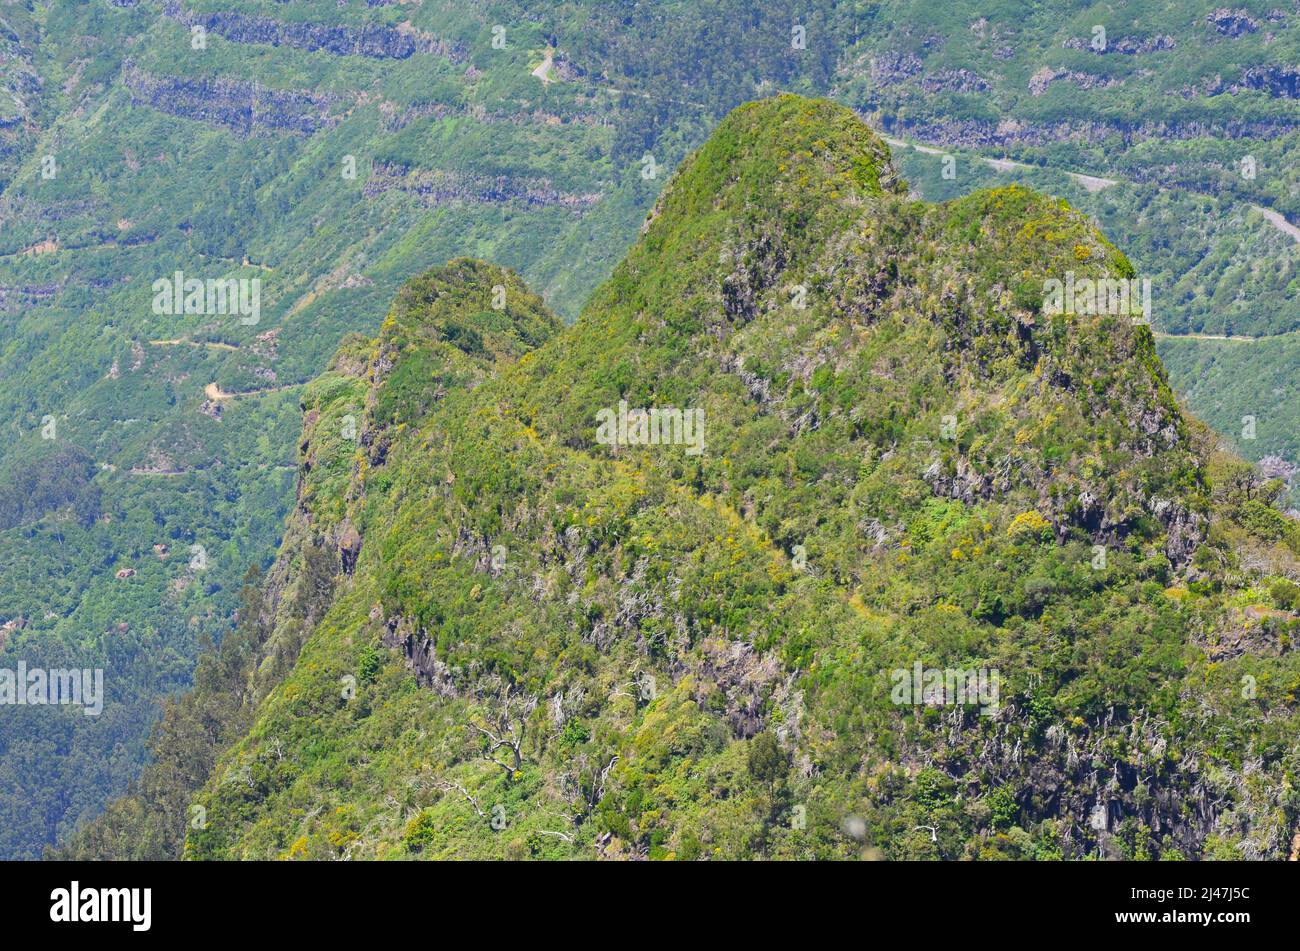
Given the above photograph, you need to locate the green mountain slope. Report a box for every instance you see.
[7,0,1300,859]
[68,96,1300,861]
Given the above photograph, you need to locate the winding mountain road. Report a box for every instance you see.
[882,135,1300,246]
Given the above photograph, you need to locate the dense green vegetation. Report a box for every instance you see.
[64,97,1300,861]
[1157,335,1300,503]
[5,0,1300,858]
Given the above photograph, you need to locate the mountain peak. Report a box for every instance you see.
[651,94,905,219]
[382,258,561,363]
[637,94,905,258]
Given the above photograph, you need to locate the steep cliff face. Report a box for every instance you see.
[122,64,340,137]
[249,260,564,698]
[0,4,46,190]
[159,2,467,62]
[96,96,1297,861]
[364,162,603,211]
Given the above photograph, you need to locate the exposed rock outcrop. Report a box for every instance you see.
[160,2,467,62]
[363,161,602,211]
[1239,64,1300,99]
[1028,67,1123,96]
[0,282,58,312]
[921,68,991,94]
[1063,33,1176,55]
[123,63,339,137]
[1206,8,1260,37]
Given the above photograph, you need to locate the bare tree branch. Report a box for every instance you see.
[436,779,485,818]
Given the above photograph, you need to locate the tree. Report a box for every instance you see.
[470,681,538,781]
[747,731,791,852]
[747,731,787,788]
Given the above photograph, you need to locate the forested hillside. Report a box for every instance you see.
[64,97,1300,861]
[3,0,1299,858]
